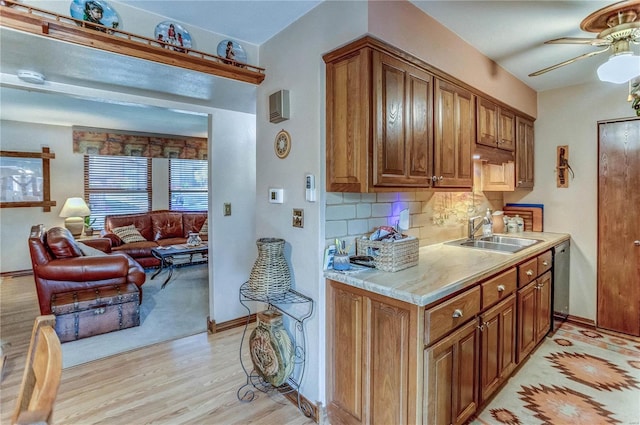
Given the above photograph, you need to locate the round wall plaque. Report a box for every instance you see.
[274,129,291,159]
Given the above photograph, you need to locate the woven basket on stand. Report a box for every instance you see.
[248,238,291,296]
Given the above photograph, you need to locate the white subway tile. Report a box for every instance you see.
[343,193,362,203]
[326,204,356,220]
[361,193,377,203]
[326,192,344,205]
[325,220,348,238]
[356,203,372,218]
[376,192,399,202]
[371,203,392,217]
[348,219,370,235]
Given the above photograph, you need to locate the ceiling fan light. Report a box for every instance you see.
[597,53,640,84]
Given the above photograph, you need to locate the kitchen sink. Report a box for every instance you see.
[445,235,542,254]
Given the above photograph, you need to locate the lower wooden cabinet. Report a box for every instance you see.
[517,271,551,362]
[326,280,421,425]
[424,319,478,425]
[479,295,516,403]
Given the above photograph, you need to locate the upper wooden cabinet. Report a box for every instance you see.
[477,98,516,151]
[372,51,434,188]
[515,116,535,189]
[434,79,475,189]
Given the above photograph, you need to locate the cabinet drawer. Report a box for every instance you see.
[518,257,538,287]
[425,286,481,346]
[481,267,517,309]
[537,250,552,275]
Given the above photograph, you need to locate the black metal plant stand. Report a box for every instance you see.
[236,282,314,417]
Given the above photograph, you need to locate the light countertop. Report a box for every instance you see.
[324,232,570,307]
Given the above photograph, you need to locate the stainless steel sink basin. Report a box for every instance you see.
[445,236,542,254]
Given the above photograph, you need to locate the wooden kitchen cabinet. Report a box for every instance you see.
[517,271,552,362]
[424,319,478,425]
[477,97,516,151]
[479,294,516,403]
[372,51,434,187]
[515,116,535,189]
[326,280,421,425]
[434,79,475,189]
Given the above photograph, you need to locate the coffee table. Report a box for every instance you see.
[151,244,208,289]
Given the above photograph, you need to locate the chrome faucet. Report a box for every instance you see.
[468,215,489,240]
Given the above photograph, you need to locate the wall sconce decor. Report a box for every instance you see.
[557,145,575,188]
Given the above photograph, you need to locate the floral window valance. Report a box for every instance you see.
[73,126,207,160]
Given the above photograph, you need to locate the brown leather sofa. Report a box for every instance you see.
[28,225,146,316]
[102,210,208,269]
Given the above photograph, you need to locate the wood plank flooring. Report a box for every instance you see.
[0,275,315,424]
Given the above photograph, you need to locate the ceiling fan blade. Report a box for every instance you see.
[528,48,610,77]
[545,37,611,46]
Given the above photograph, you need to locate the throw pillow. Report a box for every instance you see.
[112,224,147,244]
[199,218,208,235]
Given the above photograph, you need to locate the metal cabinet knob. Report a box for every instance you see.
[635,240,640,246]
[497,284,505,292]
[526,270,534,277]
[452,309,463,318]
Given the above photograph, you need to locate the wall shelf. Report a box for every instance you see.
[237,282,314,418]
[0,0,265,85]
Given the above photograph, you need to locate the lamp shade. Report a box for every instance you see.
[59,197,90,218]
[59,197,90,237]
[597,53,640,84]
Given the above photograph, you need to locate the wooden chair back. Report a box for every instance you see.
[11,315,62,425]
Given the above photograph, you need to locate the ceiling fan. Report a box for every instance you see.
[529,0,640,83]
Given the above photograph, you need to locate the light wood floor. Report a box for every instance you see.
[0,275,315,424]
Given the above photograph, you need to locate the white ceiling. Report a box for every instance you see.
[1,0,635,136]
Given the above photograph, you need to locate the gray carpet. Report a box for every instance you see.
[61,264,209,368]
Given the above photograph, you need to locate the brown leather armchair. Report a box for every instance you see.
[28,225,146,315]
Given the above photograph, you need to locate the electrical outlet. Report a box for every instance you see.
[293,208,304,228]
[224,203,231,216]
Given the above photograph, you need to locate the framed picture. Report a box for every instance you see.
[217,39,247,65]
[155,21,192,52]
[70,0,120,31]
[0,147,56,211]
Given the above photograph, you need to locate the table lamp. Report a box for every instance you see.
[59,197,90,237]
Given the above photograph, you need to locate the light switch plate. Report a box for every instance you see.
[224,203,231,216]
[269,188,284,204]
[293,208,304,228]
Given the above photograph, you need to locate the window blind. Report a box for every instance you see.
[169,159,208,211]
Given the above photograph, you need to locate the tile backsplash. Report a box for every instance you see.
[325,190,503,254]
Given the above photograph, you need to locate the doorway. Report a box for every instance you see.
[597,118,640,336]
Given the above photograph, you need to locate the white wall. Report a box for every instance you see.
[256,0,368,406]
[209,110,257,323]
[505,81,632,323]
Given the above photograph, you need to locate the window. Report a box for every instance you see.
[169,159,208,211]
[84,156,152,230]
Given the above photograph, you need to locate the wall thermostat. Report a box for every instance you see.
[305,173,316,202]
[269,188,284,204]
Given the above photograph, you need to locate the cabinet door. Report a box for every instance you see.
[517,280,537,362]
[498,108,516,151]
[326,47,372,192]
[425,319,478,425]
[372,52,433,187]
[434,79,474,188]
[327,282,366,424]
[479,295,516,403]
[515,116,534,189]
[477,97,498,148]
[535,271,552,344]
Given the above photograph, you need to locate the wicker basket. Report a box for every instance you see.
[356,236,419,272]
[248,238,291,296]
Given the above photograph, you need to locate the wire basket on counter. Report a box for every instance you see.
[356,236,419,272]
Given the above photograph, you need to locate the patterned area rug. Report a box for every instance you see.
[472,322,640,425]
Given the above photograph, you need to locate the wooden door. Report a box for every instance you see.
[477,97,498,148]
[434,79,475,189]
[372,51,433,187]
[516,280,537,362]
[515,117,534,189]
[479,295,516,403]
[598,118,640,336]
[425,319,478,425]
[498,108,516,151]
[325,47,372,192]
[535,271,552,343]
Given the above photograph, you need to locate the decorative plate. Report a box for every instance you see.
[154,21,192,52]
[70,0,119,30]
[274,130,291,159]
[216,39,247,65]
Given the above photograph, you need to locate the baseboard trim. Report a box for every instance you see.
[565,314,596,329]
[210,314,256,334]
[281,385,319,423]
[0,269,33,278]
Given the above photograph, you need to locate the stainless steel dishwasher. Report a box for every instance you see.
[552,240,570,332]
